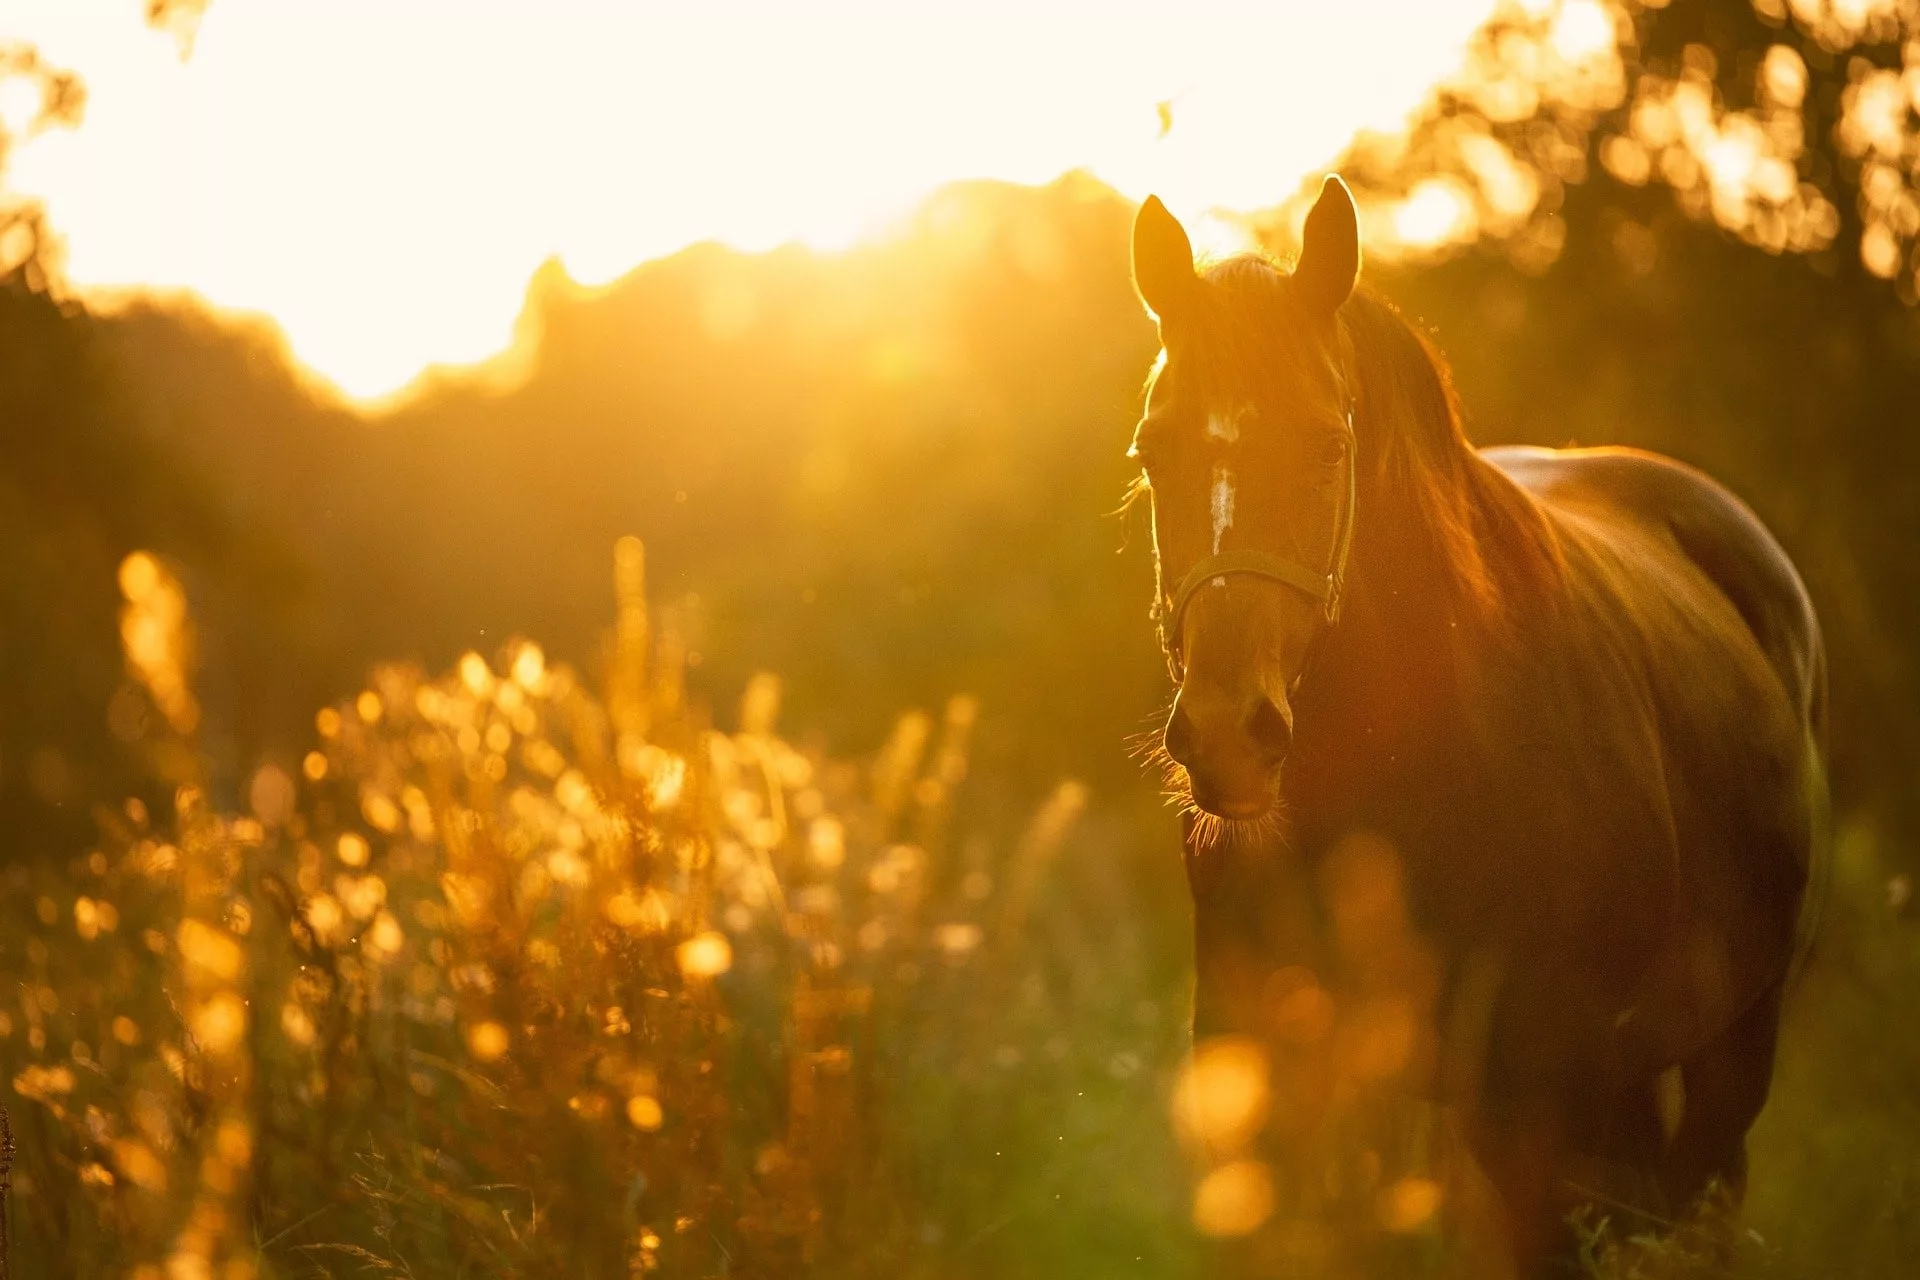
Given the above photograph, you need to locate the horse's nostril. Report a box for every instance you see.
[1247,696,1293,759]
[1164,702,1196,767]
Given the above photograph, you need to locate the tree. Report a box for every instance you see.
[0,43,83,288]
[1329,0,1920,300]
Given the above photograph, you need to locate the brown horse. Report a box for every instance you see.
[1129,176,1826,1272]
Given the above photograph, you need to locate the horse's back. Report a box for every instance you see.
[1484,444,1824,745]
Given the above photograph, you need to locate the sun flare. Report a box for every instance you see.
[4,0,1499,404]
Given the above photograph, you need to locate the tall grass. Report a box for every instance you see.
[5,536,1911,1280]
[0,539,1192,1278]
[1,1099,14,1279]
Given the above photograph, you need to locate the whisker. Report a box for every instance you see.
[1168,774,1293,854]
[1129,695,1292,852]
[1110,471,1153,522]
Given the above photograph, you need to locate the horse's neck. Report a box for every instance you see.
[1290,427,1534,818]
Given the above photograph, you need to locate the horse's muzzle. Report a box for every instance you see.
[1164,684,1292,818]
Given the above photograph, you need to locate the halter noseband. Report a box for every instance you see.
[1160,407,1357,681]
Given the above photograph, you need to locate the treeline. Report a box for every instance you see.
[6,166,1914,868]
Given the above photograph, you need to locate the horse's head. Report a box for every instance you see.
[1131,176,1362,825]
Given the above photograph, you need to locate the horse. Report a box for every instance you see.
[1128,175,1826,1274]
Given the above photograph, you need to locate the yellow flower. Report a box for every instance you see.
[676,931,732,978]
[626,1095,664,1131]
[466,1020,510,1062]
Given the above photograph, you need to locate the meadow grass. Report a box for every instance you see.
[3,538,1913,1280]
[0,539,1194,1278]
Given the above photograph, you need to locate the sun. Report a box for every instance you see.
[4,0,1500,406]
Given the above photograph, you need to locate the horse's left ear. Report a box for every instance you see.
[1132,195,1197,322]
[1295,174,1360,317]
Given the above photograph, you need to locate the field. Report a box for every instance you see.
[1,543,1205,1278]
[3,529,1917,1278]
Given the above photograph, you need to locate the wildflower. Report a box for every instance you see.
[606,887,675,931]
[466,1021,510,1062]
[512,642,546,690]
[248,764,295,825]
[336,874,388,921]
[459,652,494,697]
[1173,1036,1270,1155]
[808,817,846,869]
[189,994,247,1054]
[365,910,405,957]
[303,894,345,943]
[280,1003,315,1047]
[1192,1159,1276,1237]
[933,921,982,959]
[336,832,371,867]
[113,1138,170,1193]
[361,791,401,833]
[626,1095,664,1131]
[12,1063,77,1100]
[177,920,244,982]
[676,930,732,978]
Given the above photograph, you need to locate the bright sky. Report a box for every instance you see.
[3,1,1499,404]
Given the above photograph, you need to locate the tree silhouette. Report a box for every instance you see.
[1336,0,1920,300]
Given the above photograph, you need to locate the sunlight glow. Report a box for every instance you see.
[1392,178,1477,248]
[6,1,1499,404]
[0,75,44,138]
[1549,0,1616,63]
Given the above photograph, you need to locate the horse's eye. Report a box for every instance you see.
[1320,434,1347,468]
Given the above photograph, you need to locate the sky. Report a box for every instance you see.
[2,1,1504,404]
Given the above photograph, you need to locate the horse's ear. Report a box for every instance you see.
[1132,195,1196,321]
[1295,174,1360,317]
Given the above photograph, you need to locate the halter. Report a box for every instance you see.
[1160,406,1357,681]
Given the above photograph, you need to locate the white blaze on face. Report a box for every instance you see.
[1210,463,1235,556]
[1206,406,1240,562]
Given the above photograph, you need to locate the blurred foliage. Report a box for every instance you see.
[144,1,212,60]
[0,42,83,288]
[1,557,1192,1278]
[1334,0,1920,298]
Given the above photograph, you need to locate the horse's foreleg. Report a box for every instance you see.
[1658,976,1787,1210]
[1467,1101,1588,1278]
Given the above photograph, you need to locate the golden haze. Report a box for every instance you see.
[4,0,1500,404]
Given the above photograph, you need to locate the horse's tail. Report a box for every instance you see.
[1786,611,1831,989]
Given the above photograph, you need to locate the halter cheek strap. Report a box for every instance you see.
[1161,408,1357,679]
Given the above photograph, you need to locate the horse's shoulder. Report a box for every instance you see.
[1482,445,1731,599]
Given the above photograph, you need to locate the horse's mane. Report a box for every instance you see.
[1186,255,1562,626]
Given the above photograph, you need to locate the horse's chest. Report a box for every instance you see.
[1269,713,1688,1068]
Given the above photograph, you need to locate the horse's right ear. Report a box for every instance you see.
[1133,195,1196,322]
[1294,175,1360,317]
